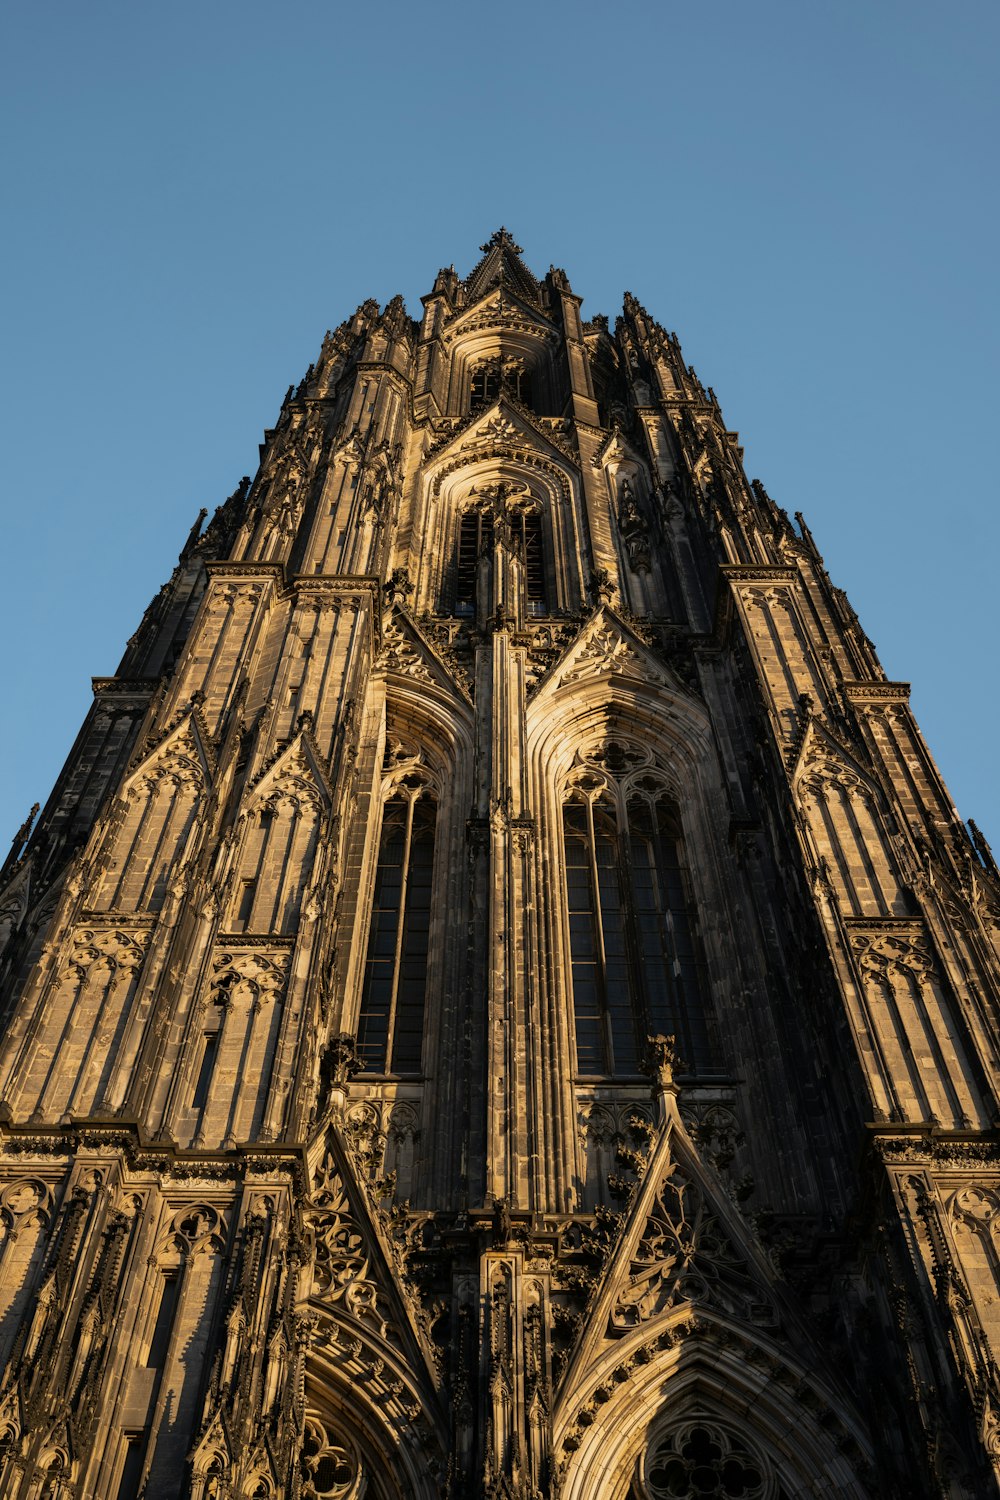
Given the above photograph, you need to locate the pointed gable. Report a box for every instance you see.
[304,1121,445,1400]
[531,607,692,700]
[554,1095,869,1467]
[791,713,881,794]
[593,423,648,473]
[245,728,332,812]
[553,1099,875,1493]
[463,227,543,308]
[124,709,214,792]
[562,1107,783,1394]
[423,396,578,483]
[380,605,474,704]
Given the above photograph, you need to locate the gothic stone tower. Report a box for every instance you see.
[0,231,998,1499]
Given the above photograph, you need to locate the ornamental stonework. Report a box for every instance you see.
[0,233,993,1497]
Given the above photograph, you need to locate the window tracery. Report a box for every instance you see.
[469,354,532,412]
[302,1418,365,1500]
[635,1417,786,1499]
[562,748,709,1077]
[455,506,493,616]
[454,495,547,617]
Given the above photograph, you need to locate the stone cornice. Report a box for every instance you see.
[214,932,296,948]
[869,1125,1000,1168]
[78,910,157,928]
[843,681,911,702]
[722,565,798,583]
[291,573,380,599]
[841,916,925,934]
[354,361,414,388]
[91,676,159,699]
[0,1119,308,1188]
[204,561,285,580]
[290,574,381,647]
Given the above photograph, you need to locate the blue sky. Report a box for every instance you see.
[1,1,997,845]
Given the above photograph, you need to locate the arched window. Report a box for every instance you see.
[357,789,435,1074]
[469,355,534,412]
[564,778,709,1077]
[470,360,501,412]
[565,797,636,1075]
[636,1416,788,1499]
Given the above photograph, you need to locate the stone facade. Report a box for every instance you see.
[0,230,998,1497]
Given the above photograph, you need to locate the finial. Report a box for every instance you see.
[643,1034,683,1121]
[9,803,39,861]
[480,227,524,256]
[180,507,208,560]
[320,1032,359,1118]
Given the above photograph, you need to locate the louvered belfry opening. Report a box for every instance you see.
[455,507,494,616]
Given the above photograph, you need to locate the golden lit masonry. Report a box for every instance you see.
[0,231,998,1497]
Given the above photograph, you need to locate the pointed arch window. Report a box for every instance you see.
[357,788,435,1075]
[469,356,533,413]
[470,361,501,412]
[564,783,709,1077]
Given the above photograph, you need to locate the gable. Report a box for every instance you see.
[245,728,333,812]
[530,607,695,703]
[423,397,578,482]
[122,710,214,793]
[379,606,474,705]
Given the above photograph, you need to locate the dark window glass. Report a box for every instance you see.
[470,360,534,412]
[564,799,638,1074]
[564,792,709,1077]
[628,798,710,1071]
[470,365,500,412]
[564,804,605,1073]
[358,796,436,1074]
[517,510,546,614]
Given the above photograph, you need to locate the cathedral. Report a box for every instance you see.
[1,229,999,1499]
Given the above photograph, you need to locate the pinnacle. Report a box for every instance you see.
[479,226,524,256]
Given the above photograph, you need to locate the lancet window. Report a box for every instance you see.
[357,778,436,1075]
[520,508,546,614]
[563,758,709,1077]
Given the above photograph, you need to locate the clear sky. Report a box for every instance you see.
[1,1,997,847]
